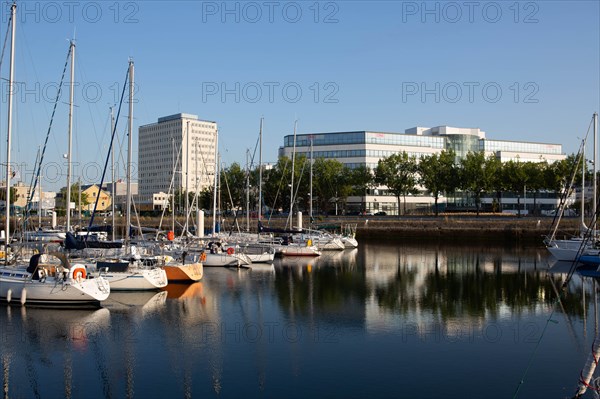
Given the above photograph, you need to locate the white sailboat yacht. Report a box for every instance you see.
[545,113,599,261]
[0,15,110,306]
[72,60,170,290]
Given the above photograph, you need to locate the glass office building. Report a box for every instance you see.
[279,126,566,215]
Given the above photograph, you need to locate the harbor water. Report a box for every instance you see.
[0,240,595,398]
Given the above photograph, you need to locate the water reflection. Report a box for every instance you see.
[0,306,110,399]
[1,242,597,398]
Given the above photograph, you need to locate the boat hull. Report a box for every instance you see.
[577,263,600,277]
[203,252,253,267]
[102,267,168,291]
[0,269,110,307]
[280,245,321,257]
[578,255,600,267]
[164,262,203,282]
[342,237,358,248]
[246,253,275,264]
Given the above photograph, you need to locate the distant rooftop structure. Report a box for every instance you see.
[155,113,216,124]
[405,126,486,139]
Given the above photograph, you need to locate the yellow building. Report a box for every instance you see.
[0,181,31,208]
[80,184,112,211]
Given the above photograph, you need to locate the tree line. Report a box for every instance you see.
[178,150,585,217]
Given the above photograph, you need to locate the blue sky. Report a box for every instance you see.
[1,0,599,190]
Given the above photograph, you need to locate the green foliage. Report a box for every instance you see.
[0,187,19,205]
[418,150,458,216]
[220,162,247,211]
[59,183,89,209]
[261,155,310,216]
[255,150,582,217]
[198,187,213,211]
[375,152,419,215]
[544,154,581,194]
[173,189,196,212]
[348,165,373,196]
[312,158,351,215]
[459,152,499,215]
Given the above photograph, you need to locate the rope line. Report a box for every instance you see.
[22,44,72,234]
[512,295,561,399]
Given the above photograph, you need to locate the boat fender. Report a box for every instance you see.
[38,269,47,282]
[20,288,27,305]
[73,266,87,281]
[227,247,234,255]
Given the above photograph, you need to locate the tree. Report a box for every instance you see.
[312,158,351,216]
[418,150,458,216]
[502,159,528,217]
[220,162,246,212]
[459,152,499,216]
[544,154,581,194]
[261,155,309,218]
[375,152,419,216]
[58,183,89,212]
[0,187,19,206]
[173,189,196,214]
[348,165,374,213]
[523,161,547,216]
[262,157,290,216]
[198,187,213,211]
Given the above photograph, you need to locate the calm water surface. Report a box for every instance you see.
[0,241,596,398]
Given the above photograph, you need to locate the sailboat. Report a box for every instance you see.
[96,60,167,289]
[545,113,599,261]
[0,7,110,306]
[214,118,276,264]
[265,121,321,257]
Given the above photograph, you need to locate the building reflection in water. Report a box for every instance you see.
[360,242,584,337]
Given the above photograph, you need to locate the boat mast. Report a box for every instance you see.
[309,138,313,228]
[65,40,75,232]
[288,120,297,229]
[78,176,82,224]
[258,117,263,225]
[4,3,15,249]
[36,147,42,229]
[246,148,250,232]
[125,59,134,242]
[212,130,219,235]
[582,144,586,228]
[185,120,190,234]
[110,106,116,241]
[171,137,176,234]
[195,127,199,235]
[594,111,597,235]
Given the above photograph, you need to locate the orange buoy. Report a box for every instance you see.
[227,247,234,255]
[167,231,175,241]
[73,267,86,281]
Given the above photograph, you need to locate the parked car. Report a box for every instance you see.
[374,211,387,216]
[542,208,577,217]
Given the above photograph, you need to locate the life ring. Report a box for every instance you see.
[200,252,207,262]
[227,247,234,255]
[73,267,87,281]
